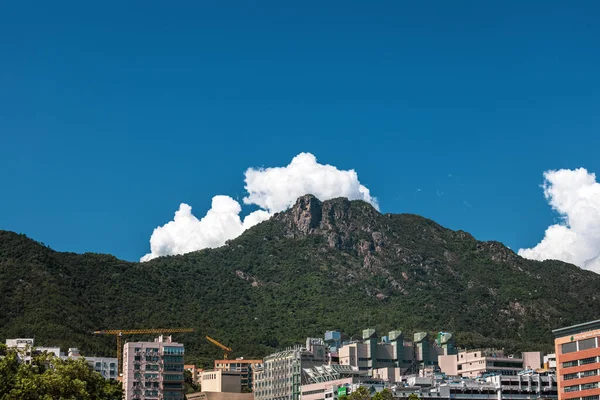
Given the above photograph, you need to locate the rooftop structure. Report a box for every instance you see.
[214,358,263,391]
[201,369,242,393]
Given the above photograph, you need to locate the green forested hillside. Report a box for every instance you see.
[1,195,598,365]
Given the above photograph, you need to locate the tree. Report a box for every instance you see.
[408,393,421,400]
[184,369,200,394]
[347,386,371,400]
[0,345,122,400]
[372,388,394,400]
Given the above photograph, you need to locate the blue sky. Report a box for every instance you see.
[1,1,599,262]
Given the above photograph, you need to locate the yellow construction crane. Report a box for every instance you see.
[94,328,194,375]
[205,335,233,359]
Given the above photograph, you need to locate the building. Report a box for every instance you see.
[300,364,370,400]
[5,338,35,364]
[545,353,557,370]
[337,330,443,374]
[186,393,253,400]
[300,370,557,400]
[553,319,600,400]
[201,369,242,393]
[214,358,263,391]
[254,338,328,400]
[122,335,185,400]
[62,348,118,380]
[5,339,117,380]
[185,364,204,384]
[438,348,541,378]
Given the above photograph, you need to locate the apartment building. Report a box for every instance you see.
[214,358,263,391]
[438,348,541,378]
[253,338,328,400]
[5,338,36,364]
[553,319,600,400]
[62,347,118,380]
[122,335,185,400]
[6,339,118,379]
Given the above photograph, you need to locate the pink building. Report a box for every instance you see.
[122,335,185,400]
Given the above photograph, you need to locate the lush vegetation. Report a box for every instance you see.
[340,387,398,400]
[0,344,122,399]
[2,195,600,365]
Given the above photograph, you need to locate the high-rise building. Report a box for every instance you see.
[254,338,328,400]
[123,335,185,400]
[553,319,600,400]
[214,358,263,391]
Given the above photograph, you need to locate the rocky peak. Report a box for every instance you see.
[290,194,323,234]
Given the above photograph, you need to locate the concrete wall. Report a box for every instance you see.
[201,370,242,393]
[522,352,542,370]
[372,367,402,382]
[438,354,458,375]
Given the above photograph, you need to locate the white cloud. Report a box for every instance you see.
[141,153,377,261]
[518,168,600,273]
[243,152,378,213]
[140,197,270,262]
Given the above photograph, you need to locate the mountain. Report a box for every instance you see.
[1,195,599,365]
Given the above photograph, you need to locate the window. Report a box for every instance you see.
[581,357,597,366]
[564,385,579,393]
[565,373,579,380]
[563,342,578,354]
[580,338,597,351]
[583,370,598,377]
[583,396,600,400]
[564,361,579,368]
[163,347,184,355]
[582,383,599,391]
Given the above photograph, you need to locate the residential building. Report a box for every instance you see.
[214,358,263,391]
[254,338,328,400]
[35,346,62,357]
[62,347,118,380]
[5,339,117,380]
[553,319,600,400]
[5,338,35,364]
[122,335,185,400]
[438,348,541,378]
[201,369,242,393]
